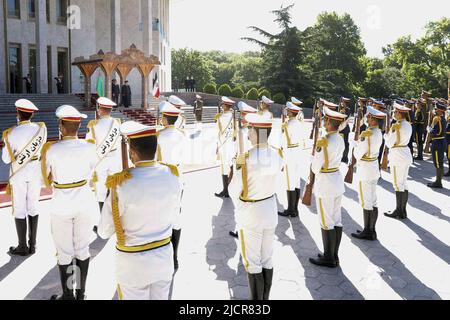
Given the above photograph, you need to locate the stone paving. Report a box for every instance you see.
[0,122,449,300]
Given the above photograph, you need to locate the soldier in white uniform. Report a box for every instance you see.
[168,95,187,130]
[291,97,305,121]
[237,101,258,153]
[351,106,386,241]
[2,99,47,256]
[309,106,347,268]
[230,113,284,300]
[279,102,303,218]
[215,96,237,198]
[259,96,274,120]
[384,102,413,220]
[157,101,186,270]
[42,105,99,300]
[86,97,122,214]
[98,121,182,300]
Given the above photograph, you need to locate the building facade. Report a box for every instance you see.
[0,0,171,102]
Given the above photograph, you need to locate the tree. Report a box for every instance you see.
[171,48,214,91]
[246,88,259,100]
[218,84,232,96]
[203,83,217,94]
[231,87,244,99]
[242,4,303,98]
[273,93,287,105]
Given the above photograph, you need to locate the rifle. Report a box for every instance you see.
[424,97,434,153]
[380,101,393,170]
[302,107,320,206]
[121,136,129,170]
[309,100,317,140]
[344,105,363,184]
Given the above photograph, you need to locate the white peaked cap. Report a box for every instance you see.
[56,105,87,121]
[323,107,347,122]
[97,97,117,108]
[168,95,186,107]
[15,99,39,113]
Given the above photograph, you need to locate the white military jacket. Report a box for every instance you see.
[216,111,235,146]
[354,127,383,181]
[86,117,122,160]
[282,118,302,149]
[385,119,413,166]
[157,125,186,166]
[311,131,345,197]
[98,161,182,247]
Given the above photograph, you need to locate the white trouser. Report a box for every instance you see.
[358,180,378,210]
[94,155,122,202]
[390,164,410,192]
[9,161,42,219]
[238,227,275,274]
[316,196,343,230]
[117,280,172,300]
[218,140,235,176]
[173,185,184,231]
[285,147,301,191]
[51,210,93,265]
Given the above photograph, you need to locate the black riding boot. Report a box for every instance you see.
[351,210,376,240]
[384,192,403,219]
[293,188,301,217]
[75,258,90,300]
[215,175,230,198]
[27,215,39,255]
[247,273,265,300]
[370,208,379,240]
[9,219,29,256]
[309,229,337,268]
[400,191,409,220]
[172,229,181,270]
[262,268,273,300]
[414,144,423,161]
[51,264,75,300]
[427,168,443,188]
[99,202,104,212]
[278,191,296,217]
[334,227,343,266]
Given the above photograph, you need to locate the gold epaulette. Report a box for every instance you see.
[41,141,58,188]
[114,118,122,125]
[316,138,328,152]
[86,139,96,144]
[87,120,98,129]
[214,113,222,122]
[432,116,441,126]
[106,170,133,189]
[2,127,13,142]
[360,129,372,139]
[160,162,180,177]
[37,122,47,129]
[391,123,401,132]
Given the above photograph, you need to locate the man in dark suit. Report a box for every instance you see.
[121,80,132,108]
[112,79,120,106]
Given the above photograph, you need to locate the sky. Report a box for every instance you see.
[170,0,449,58]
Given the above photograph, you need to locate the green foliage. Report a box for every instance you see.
[272,93,286,105]
[217,84,232,97]
[246,88,259,100]
[171,48,213,91]
[203,83,217,94]
[259,89,272,99]
[231,87,245,99]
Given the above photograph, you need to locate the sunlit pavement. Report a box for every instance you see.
[0,122,449,300]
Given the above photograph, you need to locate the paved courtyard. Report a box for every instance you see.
[0,122,449,300]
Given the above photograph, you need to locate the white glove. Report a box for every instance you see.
[383,134,388,140]
[426,126,432,133]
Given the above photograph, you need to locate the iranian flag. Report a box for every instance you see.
[152,72,160,98]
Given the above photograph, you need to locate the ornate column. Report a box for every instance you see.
[100,61,119,99]
[76,63,99,108]
[138,63,154,110]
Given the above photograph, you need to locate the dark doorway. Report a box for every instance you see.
[57,48,69,93]
[8,44,22,93]
[29,47,37,93]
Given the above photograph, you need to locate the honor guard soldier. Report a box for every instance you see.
[86,97,122,214]
[168,95,187,129]
[355,98,368,134]
[98,121,182,300]
[351,106,386,241]
[157,101,187,270]
[405,100,416,157]
[445,106,450,177]
[309,107,347,268]
[231,113,284,300]
[426,101,447,188]
[384,102,413,220]
[371,99,388,165]
[237,101,258,153]
[413,99,426,161]
[194,94,204,131]
[339,97,352,163]
[215,96,237,198]
[291,97,304,121]
[279,102,303,218]
[2,99,47,256]
[259,96,274,120]
[42,105,99,300]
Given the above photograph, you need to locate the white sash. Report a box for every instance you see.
[9,123,47,178]
[96,119,121,161]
